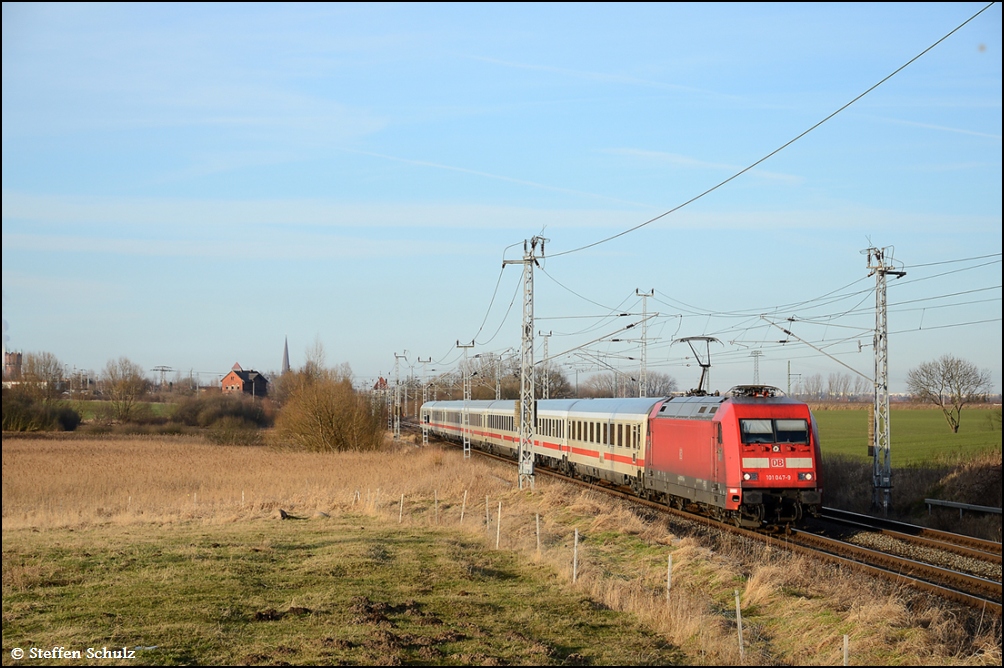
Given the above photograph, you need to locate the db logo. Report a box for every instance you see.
[770,458,785,468]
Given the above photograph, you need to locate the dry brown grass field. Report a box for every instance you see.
[3,433,1001,665]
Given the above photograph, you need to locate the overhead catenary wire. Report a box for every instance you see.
[544,3,996,259]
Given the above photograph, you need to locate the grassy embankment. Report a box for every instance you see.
[812,405,1001,537]
[3,434,1000,666]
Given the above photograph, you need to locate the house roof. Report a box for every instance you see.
[225,364,267,384]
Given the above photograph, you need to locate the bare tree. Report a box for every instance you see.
[21,351,65,404]
[578,370,677,398]
[537,362,574,399]
[827,373,852,401]
[102,357,150,422]
[802,373,824,401]
[581,372,624,398]
[906,354,993,433]
[645,371,679,397]
[852,375,871,401]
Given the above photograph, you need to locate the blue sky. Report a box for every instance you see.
[3,2,1001,394]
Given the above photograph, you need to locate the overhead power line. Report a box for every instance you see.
[547,3,996,259]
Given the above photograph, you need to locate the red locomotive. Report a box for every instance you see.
[422,384,822,528]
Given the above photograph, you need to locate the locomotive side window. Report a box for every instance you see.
[740,419,774,444]
[775,419,809,444]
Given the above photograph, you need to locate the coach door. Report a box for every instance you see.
[606,419,615,467]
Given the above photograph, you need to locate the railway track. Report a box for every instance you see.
[817,507,1002,560]
[786,526,1001,614]
[411,426,1002,616]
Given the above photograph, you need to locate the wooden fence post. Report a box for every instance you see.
[536,513,541,554]
[667,554,672,604]
[735,588,744,662]
[573,529,579,583]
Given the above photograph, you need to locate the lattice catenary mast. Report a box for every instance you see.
[539,331,552,400]
[636,289,653,397]
[418,357,431,445]
[503,236,546,490]
[866,246,905,513]
[750,350,763,385]
[457,341,474,458]
[393,351,407,440]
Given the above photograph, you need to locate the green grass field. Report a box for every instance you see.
[813,405,1001,465]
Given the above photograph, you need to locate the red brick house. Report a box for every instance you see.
[221,363,268,397]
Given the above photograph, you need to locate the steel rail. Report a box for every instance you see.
[820,507,1002,557]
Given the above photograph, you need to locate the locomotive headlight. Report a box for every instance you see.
[742,472,758,481]
[798,472,813,481]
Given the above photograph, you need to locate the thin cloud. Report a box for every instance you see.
[862,114,1002,140]
[0,230,458,261]
[466,54,737,100]
[607,148,803,184]
[334,147,654,207]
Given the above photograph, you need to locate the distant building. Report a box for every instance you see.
[281,337,290,375]
[221,363,268,397]
[4,351,22,380]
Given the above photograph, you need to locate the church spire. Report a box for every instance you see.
[281,337,290,375]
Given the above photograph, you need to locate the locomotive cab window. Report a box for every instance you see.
[739,418,810,445]
[775,419,809,444]
[740,419,774,444]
